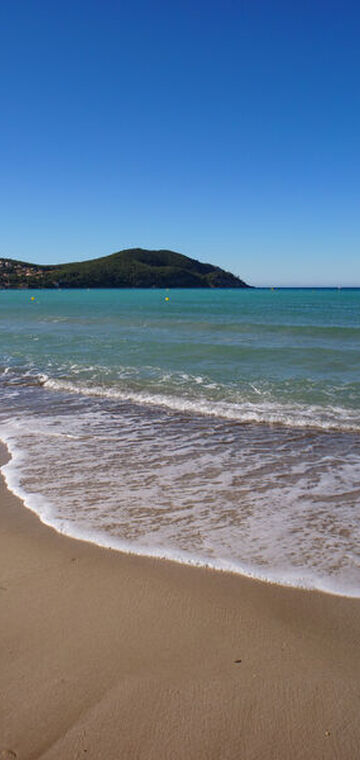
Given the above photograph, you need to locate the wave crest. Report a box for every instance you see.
[44,376,360,433]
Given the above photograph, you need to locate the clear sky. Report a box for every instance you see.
[1,0,359,286]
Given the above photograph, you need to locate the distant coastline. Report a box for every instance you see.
[0,248,250,289]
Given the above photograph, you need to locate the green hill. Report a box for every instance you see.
[0,248,250,289]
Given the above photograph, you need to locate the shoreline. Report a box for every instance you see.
[2,437,359,600]
[1,443,360,757]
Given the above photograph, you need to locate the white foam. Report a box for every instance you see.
[44,376,360,433]
[1,413,360,600]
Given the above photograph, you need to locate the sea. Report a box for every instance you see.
[0,287,359,597]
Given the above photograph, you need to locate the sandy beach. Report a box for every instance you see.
[1,441,360,760]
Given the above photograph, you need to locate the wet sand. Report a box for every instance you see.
[1,441,360,760]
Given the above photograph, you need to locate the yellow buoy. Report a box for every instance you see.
[165,296,169,301]
[30,296,35,301]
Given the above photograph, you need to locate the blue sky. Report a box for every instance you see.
[1,0,359,286]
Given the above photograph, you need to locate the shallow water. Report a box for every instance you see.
[0,288,359,595]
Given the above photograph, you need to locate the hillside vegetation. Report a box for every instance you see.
[0,248,249,289]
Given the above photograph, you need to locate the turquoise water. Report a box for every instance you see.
[0,288,359,595]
